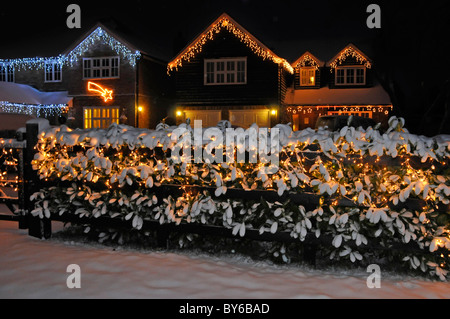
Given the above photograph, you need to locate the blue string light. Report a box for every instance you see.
[0,101,68,117]
[0,27,141,70]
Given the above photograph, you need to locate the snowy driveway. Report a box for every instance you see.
[0,218,449,299]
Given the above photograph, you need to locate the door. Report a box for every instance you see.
[184,110,221,128]
[229,110,270,128]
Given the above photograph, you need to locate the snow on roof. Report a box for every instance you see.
[284,83,392,106]
[0,82,71,105]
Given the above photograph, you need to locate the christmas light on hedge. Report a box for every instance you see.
[87,81,114,102]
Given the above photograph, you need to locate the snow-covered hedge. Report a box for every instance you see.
[30,117,450,280]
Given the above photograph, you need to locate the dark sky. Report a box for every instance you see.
[1,0,449,134]
[0,0,380,61]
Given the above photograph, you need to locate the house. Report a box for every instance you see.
[0,22,170,129]
[285,44,392,130]
[167,13,293,128]
[168,14,392,131]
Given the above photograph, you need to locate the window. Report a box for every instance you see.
[44,62,62,82]
[83,57,120,79]
[300,67,316,86]
[204,57,246,85]
[335,67,366,85]
[83,107,120,129]
[0,63,14,82]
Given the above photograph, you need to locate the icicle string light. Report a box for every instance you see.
[0,101,68,117]
[66,27,141,67]
[168,15,294,74]
[329,46,372,70]
[0,27,141,71]
[293,53,321,70]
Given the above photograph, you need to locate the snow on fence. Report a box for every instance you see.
[16,117,450,280]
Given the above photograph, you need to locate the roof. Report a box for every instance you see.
[0,19,169,66]
[168,13,293,74]
[292,51,324,69]
[284,83,392,106]
[326,43,372,69]
[0,82,71,105]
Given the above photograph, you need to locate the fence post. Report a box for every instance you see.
[17,147,28,229]
[25,122,51,239]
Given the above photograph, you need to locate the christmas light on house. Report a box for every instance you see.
[0,101,68,117]
[168,14,293,74]
[329,45,372,70]
[0,27,141,71]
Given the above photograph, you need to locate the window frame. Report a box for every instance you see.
[0,63,14,82]
[44,61,62,83]
[335,66,366,86]
[204,57,247,85]
[83,56,120,80]
[83,106,120,129]
[299,67,316,86]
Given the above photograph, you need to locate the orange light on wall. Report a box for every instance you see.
[87,81,114,102]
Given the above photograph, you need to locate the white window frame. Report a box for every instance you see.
[44,62,62,83]
[83,56,120,80]
[83,106,120,129]
[299,67,316,86]
[204,57,247,85]
[0,63,14,82]
[335,66,366,86]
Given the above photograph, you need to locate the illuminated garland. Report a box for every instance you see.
[0,101,68,117]
[287,105,393,115]
[0,27,141,70]
[329,46,372,70]
[66,27,141,67]
[293,53,321,70]
[2,56,66,71]
[168,16,294,74]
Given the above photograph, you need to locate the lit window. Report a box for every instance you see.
[300,67,315,86]
[83,56,120,79]
[44,62,62,83]
[204,57,246,85]
[0,63,14,82]
[335,67,366,85]
[84,107,120,129]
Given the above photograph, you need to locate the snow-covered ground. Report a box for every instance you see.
[0,206,448,299]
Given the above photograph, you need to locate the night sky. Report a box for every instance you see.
[1,0,449,135]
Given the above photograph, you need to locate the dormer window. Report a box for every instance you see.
[300,67,316,86]
[335,66,366,86]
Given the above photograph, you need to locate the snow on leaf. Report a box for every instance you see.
[332,234,343,248]
[270,222,278,234]
[239,223,246,237]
